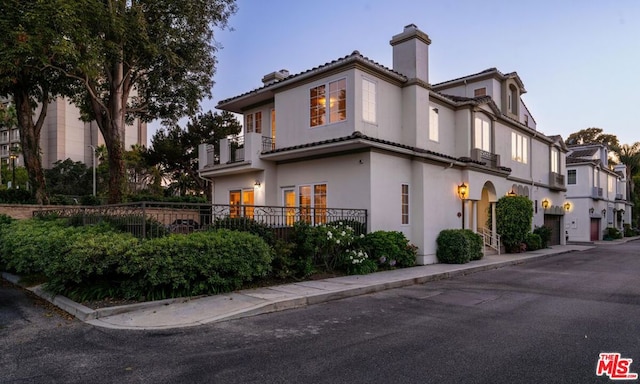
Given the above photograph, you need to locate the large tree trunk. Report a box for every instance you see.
[13,88,49,205]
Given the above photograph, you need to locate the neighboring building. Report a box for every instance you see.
[565,144,632,242]
[0,97,147,172]
[199,24,570,264]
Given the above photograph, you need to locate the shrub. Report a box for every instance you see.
[496,196,533,253]
[326,219,367,236]
[533,226,552,249]
[211,216,275,246]
[44,230,140,298]
[524,233,542,251]
[340,249,377,275]
[270,239,300,279]
[0,213,14,227]
[464,229,484,261]
[358,231,417,268]
[623,224,635,237]
[119,230,273,300]
[436,229,472,264]
[286,221,318,278]
[0,189,35,204]
[604,227,622,240]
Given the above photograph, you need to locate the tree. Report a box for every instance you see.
[146,111,241,200]
[611,142,640,224]
[566,127,619,148]
[45,159,92,196]
[55,0,237,203]
[0,0,89,204]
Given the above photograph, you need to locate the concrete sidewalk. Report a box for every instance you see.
[2,242,614,330]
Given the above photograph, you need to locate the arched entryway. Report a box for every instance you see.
[478,181,497,232]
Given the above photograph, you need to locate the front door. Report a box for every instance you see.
[590,218,600,241]
[544,214,561,246]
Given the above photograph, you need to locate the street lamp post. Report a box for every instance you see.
[88,145,96,196]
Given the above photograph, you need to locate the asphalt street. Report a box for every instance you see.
[1,241,639,383]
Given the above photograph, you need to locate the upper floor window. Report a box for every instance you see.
[551,148,559,173]
[429,106,439,142]
[474,87,486,97]
[567,170,576,184]
[593,168,599,187]
[474,116,491,151]
[511,132,528,164]
[608,176,614,193]
[245,114,254,133]
[245,112,262,134]
[310,79,346,127]
[362,78,376,124]
[509,84,518,114]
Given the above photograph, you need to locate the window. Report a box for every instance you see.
[551,148,559,173]
[270,109,276,150]
[474,116,491,151]
[362,78,376,124]
[310,79,346,127]
[298,183,328,224]
[594,168,599,187]
[254,112,262,134]
[401,184,409,225]
[229,189,254,219]
[511,132,528,164]
[567,170,576,185]
[524,114,529,127]
[245,114,254,133]
[509,84,518,114]
[608,176,614,193]
[474,87,486,97]
[429,106,439,142]
[284,189,295,225]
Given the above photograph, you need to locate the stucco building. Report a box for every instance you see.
[199,24,571,264]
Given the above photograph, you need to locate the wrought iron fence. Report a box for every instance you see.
[33,201,367,240]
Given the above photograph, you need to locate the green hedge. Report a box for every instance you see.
[533,226,552,249]
[524,233,542,251]
[0,189,35,204]
[436,229,483,264]
[496,196,533,253]
[359,231,416,268]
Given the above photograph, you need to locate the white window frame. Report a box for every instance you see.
[401,183,409,225]
[245,113,254,133]
[362,77,376,124]
[474,116,491,151]
[309,78,347,128]
[551,148,559,173]
[511,132,528,164]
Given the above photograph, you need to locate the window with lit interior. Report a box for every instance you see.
[310,79,346,127]
[511,132,528,164]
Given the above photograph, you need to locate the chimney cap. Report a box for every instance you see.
[390,23,431,46]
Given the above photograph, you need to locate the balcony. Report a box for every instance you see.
[471,148,500,168]
[615,193,624,200]
[591,187,603,200]
[198,133,270,176]
[548,172,566,191]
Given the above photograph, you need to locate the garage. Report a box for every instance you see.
[543,214,562,246]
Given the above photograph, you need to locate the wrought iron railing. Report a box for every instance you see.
[262,136,275,152]
[33,201,367,240]
[471,148,499,168]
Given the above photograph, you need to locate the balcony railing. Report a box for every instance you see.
[33,201,367,240]
[592,187,603,199]
[471,148,500,168]
[262,136,275,152]
[549,172,565,190]
[615,193,624,200]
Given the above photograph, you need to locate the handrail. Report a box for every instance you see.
[481,227,501,255]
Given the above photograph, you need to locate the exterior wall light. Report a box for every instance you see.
[457,183,468,200]
[254,180,261,187]
[589,208,594,214]
[602,209,607,217]
[507,189,517,197]
[563,202,571,211]
[541,199,550,209]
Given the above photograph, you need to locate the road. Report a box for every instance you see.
[2,241,639,383]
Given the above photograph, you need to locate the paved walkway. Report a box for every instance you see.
[3,238,637,330]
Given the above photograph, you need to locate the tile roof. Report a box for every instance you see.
[217,51,407,107]
[432,67,525,92]
[568,148,598,158]
[262,131,511,173]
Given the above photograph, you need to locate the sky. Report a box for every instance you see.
[151,0,640,146]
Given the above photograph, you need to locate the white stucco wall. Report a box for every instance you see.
[274,70,355,149]
[354,70,403,143]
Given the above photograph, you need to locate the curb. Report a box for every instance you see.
[3,247,589,329]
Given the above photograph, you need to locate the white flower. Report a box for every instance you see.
[336,239,340,244]
[341,231,346,236]
[360,234,365,238]
[339,222,343,225]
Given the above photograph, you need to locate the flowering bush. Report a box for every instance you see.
[358,231,417,269]
[341,248,377,275]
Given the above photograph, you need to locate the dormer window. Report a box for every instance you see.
[474,87,486,97]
